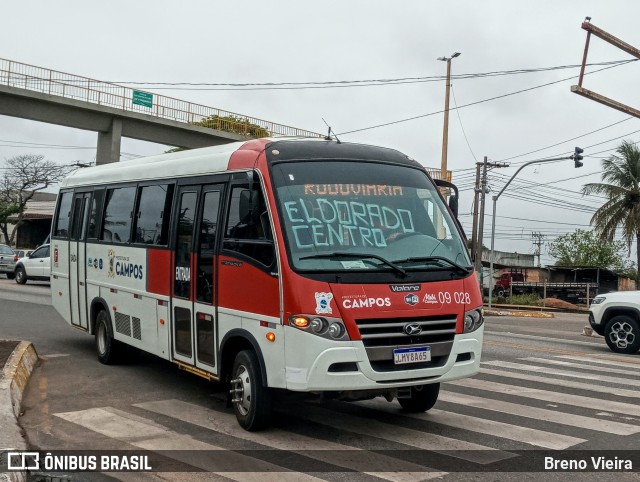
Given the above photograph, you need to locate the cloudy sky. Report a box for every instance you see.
[1,0,640,265]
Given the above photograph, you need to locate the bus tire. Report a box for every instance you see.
[230,349,272,431]
[605,316,640,354]
[398,383,440,412]
[95,309,123,365]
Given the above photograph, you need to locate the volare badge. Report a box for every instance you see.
[315,292,333,314]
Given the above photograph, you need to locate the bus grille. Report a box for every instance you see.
[114,312,143,341]
[132,317,142,340]
[115,312,131,337]
[355,315,457,372]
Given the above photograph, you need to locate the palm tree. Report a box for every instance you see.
[582,140,640,282]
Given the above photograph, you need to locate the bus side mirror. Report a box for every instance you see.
[434,179,459,218]
[448,195,458,218]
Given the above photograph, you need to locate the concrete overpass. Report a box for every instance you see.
[0,58,321,164]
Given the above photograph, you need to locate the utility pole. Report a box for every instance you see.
[474,158,509,283]
[531,232,545,268]
[437,52,460,180]
[470,162,482,260]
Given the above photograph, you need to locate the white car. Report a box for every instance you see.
[589,291,640,354]
[14,244,51,284]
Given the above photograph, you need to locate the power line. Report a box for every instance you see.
[337,59,636,135]
[98,59,635,91]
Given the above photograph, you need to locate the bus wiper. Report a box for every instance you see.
[300,252,408,277]
[392,256,472,274]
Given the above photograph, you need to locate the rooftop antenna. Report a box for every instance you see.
[322,118,341,144]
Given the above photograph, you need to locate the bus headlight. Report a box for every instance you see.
[463,308,484,333]
[288,315,349,341]
[328,322,345,339]
[310,317,328,334]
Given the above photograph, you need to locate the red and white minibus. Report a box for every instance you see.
[51,138,484,430]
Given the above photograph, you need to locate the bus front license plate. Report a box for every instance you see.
[393,347,431,365]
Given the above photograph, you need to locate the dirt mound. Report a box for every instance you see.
[539,298,578,309]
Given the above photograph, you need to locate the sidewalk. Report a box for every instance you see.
[0,340,38,482]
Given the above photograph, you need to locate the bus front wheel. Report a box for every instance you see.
[398,383,440,412]
[230,349,272,431]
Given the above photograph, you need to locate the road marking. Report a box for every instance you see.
[40,353,70,359]
[485,331,604,348]
[520,357,640,377]
[282,403,514,464]
[355,398,585,449]
[450,377,640,417]
[438,390,640,435]
[483,360,640,387]
[480,367,640,398]
[558,354,640,367]
[136,399,444,481]
[54,407,322,480]
[483,339,596,355]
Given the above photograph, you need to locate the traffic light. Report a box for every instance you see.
[574,147,584,168]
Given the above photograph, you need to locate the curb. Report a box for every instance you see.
[0,341,38,482]
[484,309,555,318]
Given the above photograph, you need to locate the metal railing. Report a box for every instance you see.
[0,57,323,139]
[425,168,452,182]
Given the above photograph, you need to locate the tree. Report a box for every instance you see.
[0,154,75,245]
[197,114,270,138]
[166,114,271,153]
[582,140,640,283]
[548,229,635,276]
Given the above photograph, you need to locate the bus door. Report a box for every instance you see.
[69,192,91,329]
[171,184,224,373]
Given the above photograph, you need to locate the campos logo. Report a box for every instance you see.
[342,296,392,309]
[315,292,333,314]
[423,293,438,304]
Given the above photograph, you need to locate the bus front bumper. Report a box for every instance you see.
[283,327,483,392]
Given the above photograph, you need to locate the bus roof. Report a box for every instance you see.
[60,140,254,189]
[59,137,421,189]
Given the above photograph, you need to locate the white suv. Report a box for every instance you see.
[589,291,640,354]
[14,244,50,284]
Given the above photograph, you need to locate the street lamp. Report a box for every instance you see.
[488,152,583,308]
[437,52,461,181]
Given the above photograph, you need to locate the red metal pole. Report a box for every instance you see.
[578,30,591,87]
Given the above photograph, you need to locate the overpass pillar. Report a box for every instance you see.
[96,118,123,165]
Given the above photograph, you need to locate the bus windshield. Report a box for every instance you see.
[271,160,471,274]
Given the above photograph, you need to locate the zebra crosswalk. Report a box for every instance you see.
[50,353,640,479]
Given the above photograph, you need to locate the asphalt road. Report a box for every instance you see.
[2,279,640,481]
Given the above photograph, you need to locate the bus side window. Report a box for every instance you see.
[196,189,222,304]
[134,184,174,245]
[100,187,136,243]
[53,192,73,238]
[223,185,274,267]
[87,189,105,239]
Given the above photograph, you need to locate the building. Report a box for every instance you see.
[2,191,56,248]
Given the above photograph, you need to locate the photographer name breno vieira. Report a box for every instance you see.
[545,456,633,471]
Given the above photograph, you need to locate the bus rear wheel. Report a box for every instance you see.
[95,310,123,365]
[230,350,272,431]
[398,383,440,412]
